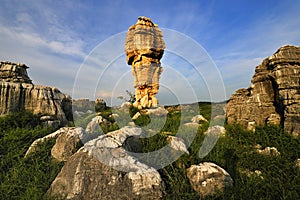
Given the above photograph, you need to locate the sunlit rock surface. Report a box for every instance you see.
[0,61,72,125]
[125,16,165,109]
[226,45,300,136]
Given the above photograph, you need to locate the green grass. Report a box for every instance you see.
[154,123,300,200]
[1,104,300,199]
[0,111,63,200]
[137,104,300,199]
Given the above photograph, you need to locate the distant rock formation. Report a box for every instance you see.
[72,98,107,114]
[125,16,165,109]
[226,45,300,136]
[0,61,72,125]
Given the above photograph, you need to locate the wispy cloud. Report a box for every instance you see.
[0,0,299,104]
[207,1,300,98]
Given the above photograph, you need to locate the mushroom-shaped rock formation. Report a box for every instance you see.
[125,16,165,109]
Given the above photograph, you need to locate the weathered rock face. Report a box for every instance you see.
[0,61,72,125]
[125,16,165,109]
[0,61,32,83]
[51,127,84,162]
[226,45,300,136]
[166,136,189,155]
[186,162,233,198]
[48,126,165,199]
[85,115,112,134]
[25,127,83,157]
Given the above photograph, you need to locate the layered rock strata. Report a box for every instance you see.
[125,16,165,109]
[0,61,72,125]
[0,61,32,83]
[226,45,300,136]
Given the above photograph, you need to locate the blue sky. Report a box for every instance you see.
[1,0,299,105]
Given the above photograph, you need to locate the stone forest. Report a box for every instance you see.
[0,17,300,200]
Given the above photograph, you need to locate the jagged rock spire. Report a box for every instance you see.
[125,16,165,109]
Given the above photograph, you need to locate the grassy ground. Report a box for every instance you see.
[0,111,63,200]
[1,104,300,199]
[154,123,300,199]
[136,103,300,199]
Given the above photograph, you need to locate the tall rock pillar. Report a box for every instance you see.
[125,16,165,109]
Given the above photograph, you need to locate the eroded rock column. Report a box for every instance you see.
[125,16,165,109]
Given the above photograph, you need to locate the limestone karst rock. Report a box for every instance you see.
[95,98,107,112]
[191,114,208,123]
[186,162,233,197]
[85,115,111,134]
[0,61,72,125]
[0,61,32,83]
[25,127,84,157]
[125,16,165,109]
[166,136,189,155]
[226,45,300,136]
[48,126,165,200]
[51,127,85,162]
[72,98,107,114]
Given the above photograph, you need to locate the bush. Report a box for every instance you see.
[0,110,42,132]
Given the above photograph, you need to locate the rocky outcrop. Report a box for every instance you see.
[125,16,165,109]
[72,98,95,112]
[186,162,233,198]
[166,136,189,155]
[0,61,32,83]
[255,146,280,157]
[48,126,165,199]
[95,98,107,112]
[25,127,84,157]
[72,98,107,113]
[0,61,72,125]
[226,45,300,136]
[85,115,111,134]
[191,115,208,123]
[51,127,85,162]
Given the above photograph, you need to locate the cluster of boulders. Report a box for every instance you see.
[47,126,165,200]
[24,103,232,199]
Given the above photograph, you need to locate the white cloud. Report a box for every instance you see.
[0,0,299,105]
